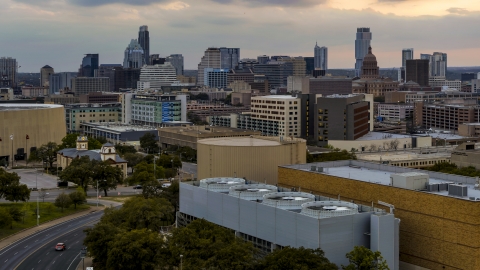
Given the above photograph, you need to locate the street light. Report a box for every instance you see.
[180,254,183,270]
[96,179,106,208]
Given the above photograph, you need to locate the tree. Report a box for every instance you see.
[106,229,165,270]
[131,161,165,185]
[123,153,144,174]
[96,136,108,144]
[311,148,357,163]
[369,144,377,152]
[58,133,78,150]
[121,197,174,231]
[88,137,103,150]
[342,246,390,270]
[0,208,13,229]
[38,188,48,202]
[4,183,31,202]
[139,132,159,154]
[20,203,32,223]
[115,144,137,156]
[84,222,123,270]
[93,161,123,196]
[389,139,400,151]
[69,187,86,209]
[60,156,94,193]
[55,192,72,212]
[258,247,337,270]
[0,169,21,199]
[28,142,58,168]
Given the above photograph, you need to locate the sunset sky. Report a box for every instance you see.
[2,0,479,72]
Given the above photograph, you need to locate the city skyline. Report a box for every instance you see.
[1,0,479,72]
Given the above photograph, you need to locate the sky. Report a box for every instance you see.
[1,0,479,72]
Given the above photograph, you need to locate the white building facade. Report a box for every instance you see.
[139,63,177,89]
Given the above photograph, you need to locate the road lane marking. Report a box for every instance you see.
[46,252,49,255]
[5,259,8,262]
[14,252,17,255]
[52,261,55,264]
[24,246,28,248]
[66,252,81,270]
[38,260,41,263]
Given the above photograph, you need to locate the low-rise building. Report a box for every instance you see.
[377,103,414,122]
[451,142,480,169]
[81,123,158,146]
[458,123,480,137]
[21,86,48,97]
[79,92,120,104]
[0,88,14,100]
[44,94,79,105]
[65,103,121,133]
[429,76,461,89]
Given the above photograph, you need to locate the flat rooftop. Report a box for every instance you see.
[82,123,157,132]
[0,104,63,111]
[198,136,304,147]
[356,132,416,141]
[357,151,450,162]
[282,160,480,201]
[158,126,261,136]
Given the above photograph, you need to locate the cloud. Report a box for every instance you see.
[68,0,174,7]
[210,0,323,7]
[447,7,470,15]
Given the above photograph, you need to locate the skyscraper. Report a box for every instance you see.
[219,47,240,69]
[166,54,184,76]
[406,59,429,86]
[123,39,144,69]
[40,65,54,87]
[0,57,17,87]
[257,55,270,64]
[314,43,328,70]
[139,63,177,88]
[49,72,77,93]
[138,26,150,65]
[78,54,99,77]
[96,64,122,92]
[402,48,414,68]
[197,48,221,86]
[355,27,372,77]
[421,52,447,77]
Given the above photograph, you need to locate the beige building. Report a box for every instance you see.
[40,65,54,87]
[458,123,480,137]
[198,136,306,184]
[278,57,306,77]
[21,86,48,97]
[197,48,221,86]
[451,142,480,170]
[158,126,261,150]
[65,103,121,133]
[251,95,302,137]
[44,94,79,105]
[0,88,14,100]
[0,104,66,164]
[57,136,127,178]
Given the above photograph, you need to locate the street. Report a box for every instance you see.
[15,169,59,189]
[181,162,197,179]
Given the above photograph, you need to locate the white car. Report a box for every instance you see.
[161,183,171,188]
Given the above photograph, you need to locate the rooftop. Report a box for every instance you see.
[81,123,157,132]
[357,151,450,162]
[282,160,480,201]
[198,136,304,147]
[0,104,63,111]
[158,125,261,136]
[356,132,417,141]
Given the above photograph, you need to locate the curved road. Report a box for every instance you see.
[0,201,120,270]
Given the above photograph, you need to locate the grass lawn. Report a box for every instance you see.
[0,202,90,239]
[90,195,137,203]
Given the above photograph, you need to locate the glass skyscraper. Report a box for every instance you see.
[355,27,372,77]
[314,43,328,71]
[402,48,414,68]
[138,25,150,65]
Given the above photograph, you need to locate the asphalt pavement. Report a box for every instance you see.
[15,169,59,189]
[181,162,197,179]
[0,201,121,270]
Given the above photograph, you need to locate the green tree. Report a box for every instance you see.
[60,156,94,192]
[258,247,337,270]
[69,187,87,209]
[342,246,389,270]
[106,229,165,270]
[88,137,103,150]
[4,183,31,202]
[93,161,123,196]
[58,133,78,150]
[121,197,174,230]
[139,132,159,154]
[96,136,108,144]
[55,192,72,212]
[115,144,137,156]
[8,206,23,224]
[123,153,144,174]
[45,203,56,214]
[20,203,32,223]
[131,161,165,185]
[28,142,58,169]
[310,148,357,163]
[84,222,123,270]
[0,208,13,229]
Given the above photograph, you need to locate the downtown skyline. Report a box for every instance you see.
[1,0,479,72]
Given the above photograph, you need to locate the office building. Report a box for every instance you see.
[79,92,120,104]
[428,77,461,89]
[40,65,54,87]
[279,160,480,270]
[81,123,158,146]
[401,48,414,68]
[461,72,476,82]
[253,61,293,89]
[49,72,77,93]
[138,25,150,65]
[0,88,14,100]
[377,103,414,121]
[304,57,314,76]
[78,54,99,77]
[314,43,328,70]
[21,86,48,97]
[405,59,429,87]
[257,55,270,64]
[197,136,306,184]
[227,68,254,84]
[354,27,372,77]
[421,52,447,77]
[204,68,229,88]
[278,57,306,77]
[197,48,221,86]
[71,77,109,96]
[44,94,79,105]
[415,102,480,131]
[95,64,121,92]
[113,67,140,92]
[0,57,17,87]
[219,47,240,69]
[139,63,177,89]
[64,103,121,133]
[315,94,370,146]
[0,104,66,163]
[305,77,353,95]
[165,54,184,76]
[123,39,144,69]
[179,180,399,269]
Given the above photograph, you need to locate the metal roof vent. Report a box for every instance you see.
[263,192,316,210]
[229,184,278,201]
[199,177,246,193]
[300,201,359,219]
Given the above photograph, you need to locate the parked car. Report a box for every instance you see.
[133,185,142,189]
[161,183,171,188]
[30,187,38,191]
[55,243,66,251]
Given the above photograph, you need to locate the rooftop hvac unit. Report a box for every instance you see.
[263,192,316,210]
[390,172,429,190]
[300,201,359,219]
[199,177,245,193]
[317,167,324,173]
[228,184,278,201]
[426,183,439,192]
[438,183,448,191]
[311,166,317,171]
[448,184,468,197]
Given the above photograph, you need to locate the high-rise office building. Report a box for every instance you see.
[40,65,54,87]
[406,59,429,87]
[314,43,328,70]
[71,77,109,96]
[219,47,240,70]
[139,63,177,89]
[278,57,306,77]
[304,57,314,76]
[149,54,160,65]
[113,67,141,91]
[197,48,221,86]
[461,73,476,82]
[78,54,99,77]
[138,25,150,65]
[402,48,414,68]
[257,55,270,64]
[0,57,17,87]
[421,52,447,77]
[123,39,144,69]
[204,68,229,88]
[354,27,372,77]
[166,54,184,76]
[96,64,121,92]
[49,72,77,93]
[253,61,293,89]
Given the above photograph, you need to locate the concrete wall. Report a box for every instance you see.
[0,106,66,162]
[198,138,306,184]
[328,136,432,151]
[278,165,480,270]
